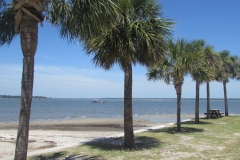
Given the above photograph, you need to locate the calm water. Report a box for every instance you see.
[0,98,239,123]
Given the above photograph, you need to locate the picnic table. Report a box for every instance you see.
[204,109,224,118]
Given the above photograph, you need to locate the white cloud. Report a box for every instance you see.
[132,74,175,98]
[36,55,56,60]
[0,64,124,98]
[0,64,22,95]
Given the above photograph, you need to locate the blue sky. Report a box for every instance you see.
[0,0,239,98]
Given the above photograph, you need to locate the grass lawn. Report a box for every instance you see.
[30,116,240,160]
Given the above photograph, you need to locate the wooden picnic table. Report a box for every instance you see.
[204,109,224,118]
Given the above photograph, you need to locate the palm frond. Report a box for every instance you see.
[146,60,173,84]
[146,38,194,85]
[0,0,6,9]
[229,55,240,79]
[215,50,234,82]
[49,0,119,42]
[130,0,161,19]
[131,17,173,64]
[186,39,216,82]
[190,66,214,83]
[0,7,17,46]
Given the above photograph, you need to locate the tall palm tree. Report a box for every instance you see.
[188,40,214,124]
[0,0,117,159]
[84,0,173,149]
[1,1,45,159]
[202,46,219,119]
[147,38,202,132]
[216,51,240,116]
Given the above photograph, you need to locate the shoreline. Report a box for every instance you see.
[0,114,196,125]
[0,117,170,131]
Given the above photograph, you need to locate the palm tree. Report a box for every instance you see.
[0,0,117,159]
[147,39,202,132]
[216,51,240,116]
[84,0,173,149]
[1,1,45,159]
[202,46,219,119]
[188,40,214,124]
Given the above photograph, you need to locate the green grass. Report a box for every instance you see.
[29,116,240,160]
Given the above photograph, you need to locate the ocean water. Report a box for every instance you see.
[0,98,239,123]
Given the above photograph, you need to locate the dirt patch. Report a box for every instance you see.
[233,133,240,136]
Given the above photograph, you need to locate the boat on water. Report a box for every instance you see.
[91,99,106,103]
[92,100,99,103]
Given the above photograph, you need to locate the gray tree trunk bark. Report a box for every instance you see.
[174,80,182,132]
[195,80,200,124]
[223,80,229,116]
[14,14,38,160]
[124,62,135,149]
[206,82,210,119]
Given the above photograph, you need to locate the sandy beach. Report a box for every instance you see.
[0,117,179,160]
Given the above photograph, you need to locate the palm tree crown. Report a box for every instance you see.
[230,55,240,80]
[216,50,240,82]
[188,40,214,83]
[147,39,204,84]
[85,0,173,70]
[0,0,118,46]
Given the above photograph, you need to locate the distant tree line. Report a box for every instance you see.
[0,95,47,99]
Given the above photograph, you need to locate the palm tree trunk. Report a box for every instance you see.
[124,62,135,149]
[195,80,200,124]
[223,80,229,116]
[174,81,182,132]
[14,14,38,160]
[206,82,210,119]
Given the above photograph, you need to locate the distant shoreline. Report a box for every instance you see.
[0,96,239,100]
[0,95,48,99]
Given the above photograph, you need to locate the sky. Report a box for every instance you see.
[0,0,240,98]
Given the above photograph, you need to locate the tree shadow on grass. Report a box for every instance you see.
[31,152,102,160]
[31,136,161,159]
[181,120,213,125]
[150,126,204,134]
[62,155,103,160]
[84,136,161,151]
[31,151,67,160]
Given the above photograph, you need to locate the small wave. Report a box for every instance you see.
[133,114,138,117]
